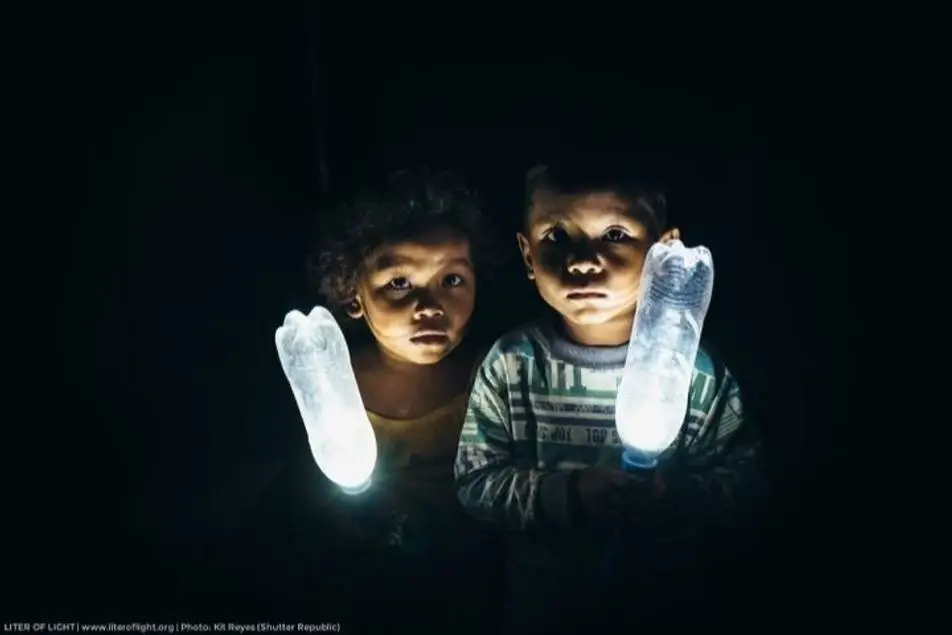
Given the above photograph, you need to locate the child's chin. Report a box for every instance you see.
[404,344,455,365]
[561,307,618,325]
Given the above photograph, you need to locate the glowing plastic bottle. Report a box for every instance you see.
[615,240,714,471]
[275,306,377,494]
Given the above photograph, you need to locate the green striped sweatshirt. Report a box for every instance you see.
[454,317,764,535]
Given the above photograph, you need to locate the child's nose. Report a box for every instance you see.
[409,286,446,318]
[413,294,445,319]
[414,305,445,318]
[566,254,603,275]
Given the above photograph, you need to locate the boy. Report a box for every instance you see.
[454,159,765,627]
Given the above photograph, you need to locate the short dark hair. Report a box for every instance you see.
[309,168,506,320]
[524,158,668,239]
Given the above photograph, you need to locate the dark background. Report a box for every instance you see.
[18,3,849,623]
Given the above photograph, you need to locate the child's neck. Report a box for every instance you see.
[355,341,472,420]
[372,345,450,377]
[559,314,633,347]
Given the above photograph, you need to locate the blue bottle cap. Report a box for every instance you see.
[622,450,658,472]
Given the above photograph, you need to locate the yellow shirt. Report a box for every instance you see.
[362,392,488,559]
[363,393,469,516]
[319,360,489,561]
[367,392,470,471]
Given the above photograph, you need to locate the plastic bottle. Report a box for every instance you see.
[275,306,377,494]
[615,240,714,471]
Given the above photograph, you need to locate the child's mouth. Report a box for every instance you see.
[566,291,608,300]
[410,331,450,345]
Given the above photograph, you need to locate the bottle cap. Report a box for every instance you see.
[622,450,658,472]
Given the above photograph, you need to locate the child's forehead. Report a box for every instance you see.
[367,230,472,272]
[528,190,639,225]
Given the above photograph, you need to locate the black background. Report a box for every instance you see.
[17,3,850,623]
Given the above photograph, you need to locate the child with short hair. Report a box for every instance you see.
[455,159,765,628]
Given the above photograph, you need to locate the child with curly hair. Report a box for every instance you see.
[301,167,507,628]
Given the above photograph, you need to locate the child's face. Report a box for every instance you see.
[517,189,657,337]
[349,225,476,365]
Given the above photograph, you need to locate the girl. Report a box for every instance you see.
[304,168,507,628]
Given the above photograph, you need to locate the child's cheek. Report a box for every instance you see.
[448,293,476,327]
[364,296,415,333]
[536,246,568,276]
[604,247,647,285]
[369,291,413,314]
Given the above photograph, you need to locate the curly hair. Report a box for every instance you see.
[309,168,507,321]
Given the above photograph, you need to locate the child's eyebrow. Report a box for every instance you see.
[532,208,639,228]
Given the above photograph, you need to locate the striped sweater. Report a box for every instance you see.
[454,317,764,538]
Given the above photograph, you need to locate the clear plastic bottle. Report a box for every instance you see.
[615,240,714,470]
[275,306,377,494]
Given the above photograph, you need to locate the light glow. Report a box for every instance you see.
[275,306,377,494]
[615,240,714,468]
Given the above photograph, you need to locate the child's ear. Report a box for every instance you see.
[515,232,536,280]
[345,298,364,319]
[659,227,681,244]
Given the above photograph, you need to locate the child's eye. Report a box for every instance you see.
[603,228,630,242]
[443,273,465,287]
[387,277,411,290]
[543,227,569,243]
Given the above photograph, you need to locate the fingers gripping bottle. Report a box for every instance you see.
[275,306,377,494]
[615,240,714,472]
